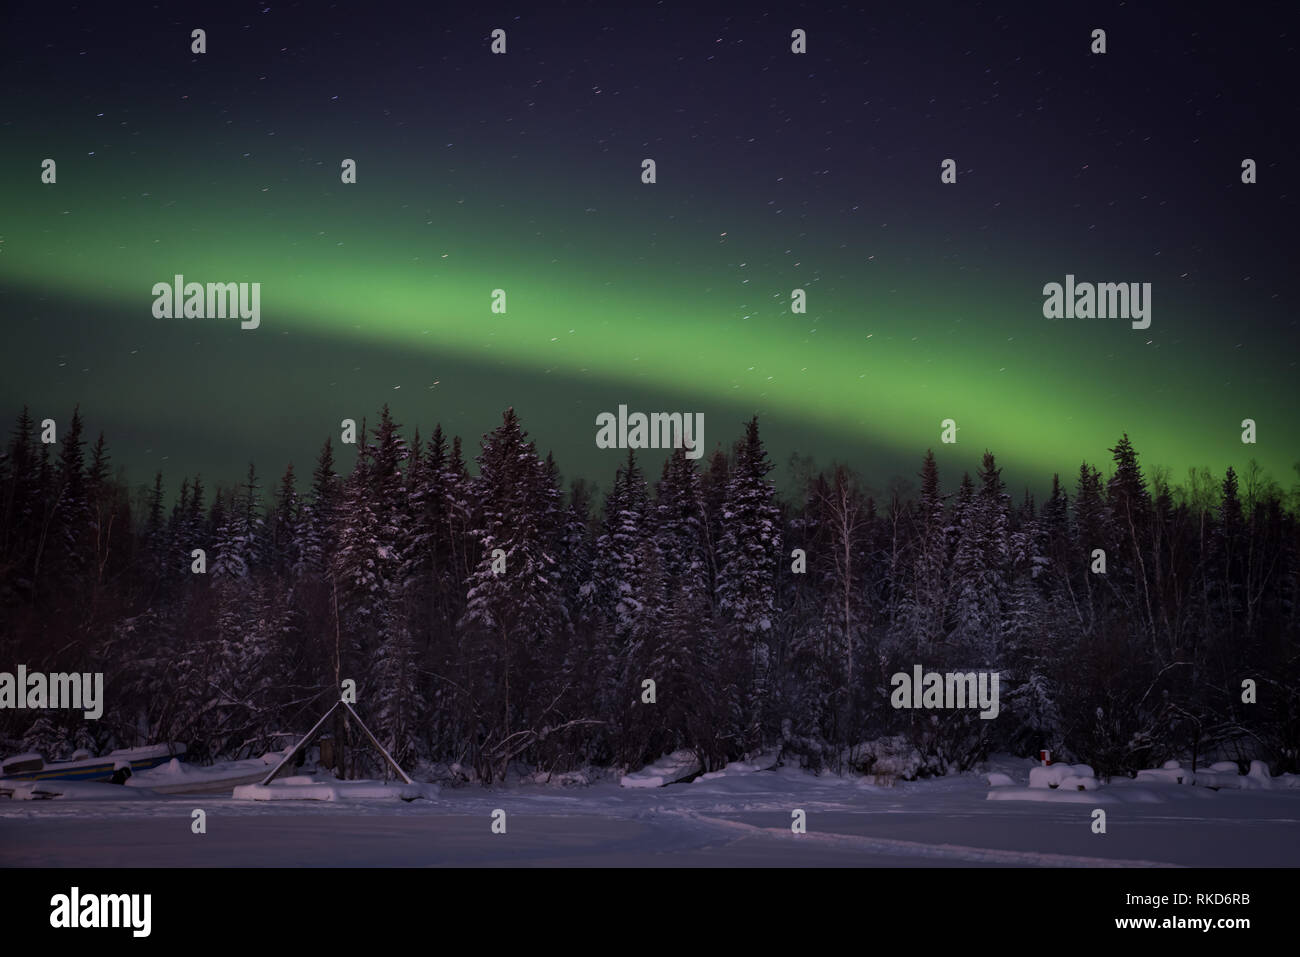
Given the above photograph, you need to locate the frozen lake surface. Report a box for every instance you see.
[3,761,1298,867]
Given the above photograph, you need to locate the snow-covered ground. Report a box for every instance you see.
[2,755,1297,867]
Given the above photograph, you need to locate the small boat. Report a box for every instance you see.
[0,744,186,785]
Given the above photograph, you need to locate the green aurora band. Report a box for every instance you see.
[1,146,1294,497]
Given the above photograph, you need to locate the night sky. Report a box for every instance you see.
[1,2,1296,500]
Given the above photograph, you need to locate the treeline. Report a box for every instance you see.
[0,404,1296,781]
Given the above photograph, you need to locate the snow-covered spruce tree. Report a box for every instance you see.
[207,486,250,730]
[245,463,308,750]
[948,451,1009,663]
[805,464,871,765]
[142,470,169,586]
[1107,433,1157,651]
[522,452,594,772]
[555,477,613,768]
[588,449,651,749]
[611,448,715,769]
[285,439,340,732]
[397,430,433,647]
[372,613,423,771]
[331,426,382,674]
[700,446,729,604]
[716,417,781,758]
[458,408,570,781]
[913,452,1008,772]
[163,555,222,758]
[442,434,476,601]
[169,474,208,584]
[409,425,480,761]
[1036,473,1071,609]
[205,465,276,757]
[618,533,666,766]
[380,430,433,768]
[777,495,831,771]
[1053,441,1158,776]
[212,465,263,581]
[84,431,116,596]
[779,470,836,770]
[1071,460,1110,635]
[905,450,948,660]
[648,449,712,761]
[342,406,422,773]
[297,439,341,583]
[1002,499,1062,756]
[269,463,300,579]
[40,405,90,606]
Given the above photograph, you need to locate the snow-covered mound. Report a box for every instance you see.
[1029,763,1096,789]
[1193,767,1237,789]
[127,750,288,793]
[847,735,933,780]
[986,772,1016,788]
[528,768,598,787]
[0,752,44,774]
[1133,759,1290,790]
[1195,760,1277,790]
[1136,759,1192,786]
[620,750,702,788]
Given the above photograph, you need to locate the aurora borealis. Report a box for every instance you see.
[1,3,1295,498]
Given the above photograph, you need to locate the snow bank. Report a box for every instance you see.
[231,779,436,802]
[529,769,596,787]
[986,772,1016,788]
[1136,759,1286,790]
[3,780,156,801]
[987,785,1180,804]
[695,754,779,782]
[1135,760,1192,785]
[620,750,702,788]
[1201,760,1278,790]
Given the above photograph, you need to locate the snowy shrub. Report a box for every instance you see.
[20,715,70,761]
[846,734,942,780]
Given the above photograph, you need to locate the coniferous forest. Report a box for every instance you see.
[1,403,1296,783]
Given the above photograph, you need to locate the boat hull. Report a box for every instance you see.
[0,746,185,784]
